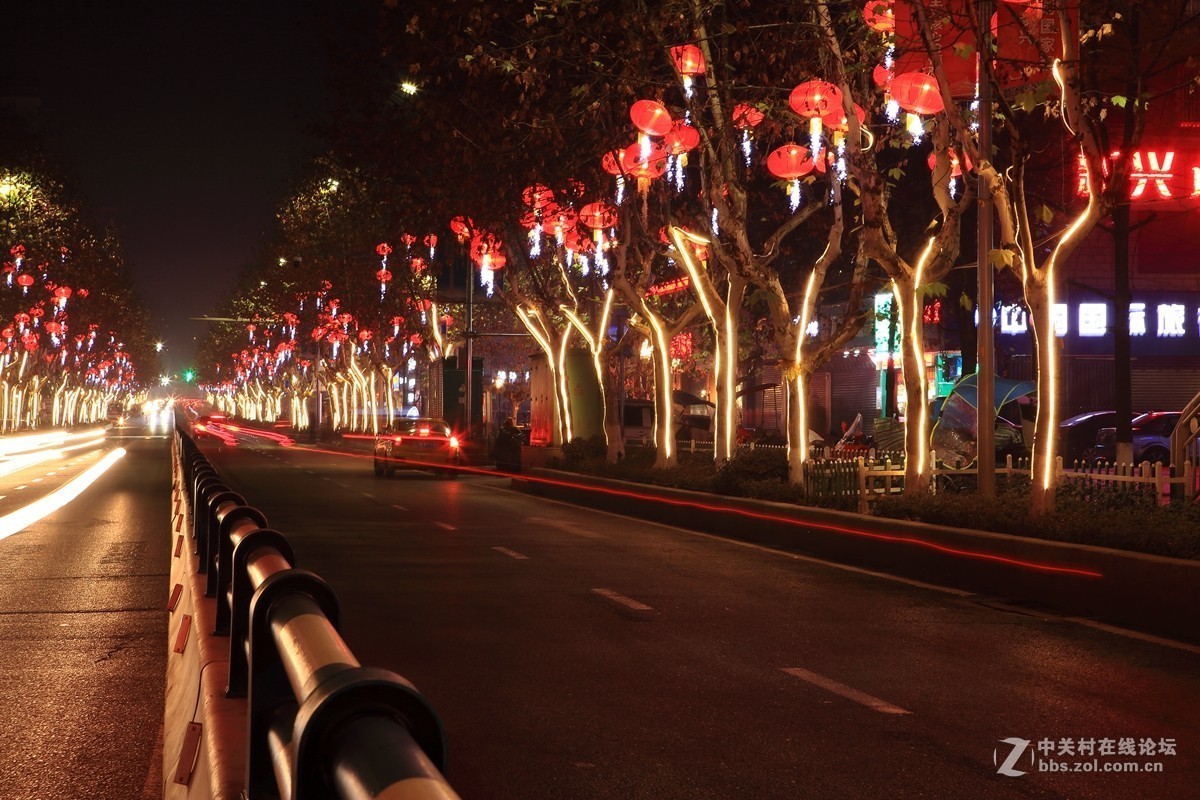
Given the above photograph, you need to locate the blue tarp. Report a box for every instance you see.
[946,373,1036,414]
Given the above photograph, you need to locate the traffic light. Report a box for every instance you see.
[183,369,196,383]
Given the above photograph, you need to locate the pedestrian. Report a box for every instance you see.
[495,417,522,473]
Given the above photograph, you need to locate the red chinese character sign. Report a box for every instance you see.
[1076,150,1200,203]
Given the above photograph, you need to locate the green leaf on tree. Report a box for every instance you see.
[959,292,974,311]
[988,248,1014,270]
[952,43,975,59]
[1110,95,1127,108]
[1039,204,1054,224]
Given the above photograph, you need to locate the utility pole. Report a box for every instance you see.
[977,0,996,497]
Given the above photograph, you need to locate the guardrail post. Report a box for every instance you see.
[245,570,340,798]
[227,529,295,698]
[214,505,270,635]
[857,457,867,513]
[202,490,246,596]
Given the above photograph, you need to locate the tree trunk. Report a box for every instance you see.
[651,338,677,469]
[1026,282,1059,514]
[714,277,746,467]
[894,275,931,494]
[786,364,812,486]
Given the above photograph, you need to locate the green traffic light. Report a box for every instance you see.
[183,369,196,382]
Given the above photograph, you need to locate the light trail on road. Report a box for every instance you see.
[0,448,126,541]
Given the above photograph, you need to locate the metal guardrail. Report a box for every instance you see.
[175,422,461,799]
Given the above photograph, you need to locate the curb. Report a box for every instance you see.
[513,468,1200,645]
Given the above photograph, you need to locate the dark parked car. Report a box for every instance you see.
[373,417,461,477]
[1091,411,1180,465]
[1058,411,1139,465]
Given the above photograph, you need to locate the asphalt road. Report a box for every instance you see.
[197,434,1200,800]
[0,432,170,800]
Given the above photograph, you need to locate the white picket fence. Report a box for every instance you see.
[844,453,1195,513]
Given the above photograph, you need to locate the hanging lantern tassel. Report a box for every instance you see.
[615,175,626,206]
[741,129,753,167]
[835,132,848,182]
[809,117,824,159]
[711,207,720,237]
[906,112,924,144]
[789,179,802,212]
[886,94,900,123]
[529,227,542,259]
[480,263,496,297]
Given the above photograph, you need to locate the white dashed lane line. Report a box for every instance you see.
[591,588,653,611]
[492,546,528,560]
[781,667,911,715]
[391,504,408,511]
[362,492,375,499]
[435,522,457,531]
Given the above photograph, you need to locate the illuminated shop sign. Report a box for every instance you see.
[995,301,1195,338]
[1077,150,1200,201]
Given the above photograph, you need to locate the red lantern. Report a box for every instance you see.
[926,150,971,177]
[732,103,765,129]
[890,72,944,115]
[16,274,34,288]
[563,229,595,254]
[621,141,669,180]
[579,202,618,229]
[789,80,842,118]
[449,216,475,241]
[630,100,672,136]
[670,44,705,76]
[410,257,428,273]
[872,64,892,88]
[863,0,895,33]
[358,330,373,341]
[820,103,868,132]
[375,269,393,283]
[469,231,505,267]
[45,321,62,335]
[375,242,392,256]
[522,183,555,209]
[765,145,815,179]
[424,233,437,250]
[664,121,700,155]
[601,149,626,176]
[541,207,578,235]
[54,286,72,300]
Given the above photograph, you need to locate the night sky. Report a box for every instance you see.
[6,1,366,375]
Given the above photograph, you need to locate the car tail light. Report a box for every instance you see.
[449,436,459,449]
[393,436,404,444]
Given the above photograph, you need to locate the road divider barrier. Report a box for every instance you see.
[167,422,461,799]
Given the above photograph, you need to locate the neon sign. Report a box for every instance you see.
[1077,150,1200,201]
[994,301,1200,338]
[646,275,691,297]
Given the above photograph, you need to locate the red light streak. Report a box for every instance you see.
[513,473,1104,579]
[241,445,1103,579]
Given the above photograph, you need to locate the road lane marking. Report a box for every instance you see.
[435,522,457,531]
[391,504,408,511]
[362,492,375,499]
[492,547,529,560]
[525,515,607,539]
[591,588,652,611]
[781,667,911,715]
[15,485,27,490]
[32,478,43,483]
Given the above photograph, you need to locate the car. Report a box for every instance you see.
[373,417,461,477]
[1057,410,1139,465]
[1091,411,1181,465]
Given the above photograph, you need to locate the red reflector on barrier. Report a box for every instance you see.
[174,535,184,557]
[174,615,192,654]
[173,722,202,785]
[168,584,183,612]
